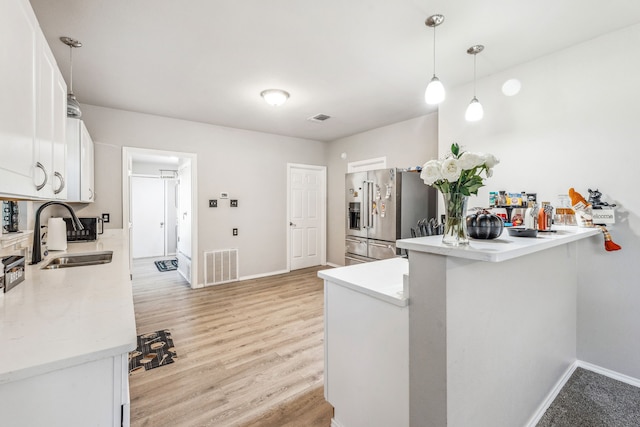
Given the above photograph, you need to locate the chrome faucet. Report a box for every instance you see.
[31,201,84,265]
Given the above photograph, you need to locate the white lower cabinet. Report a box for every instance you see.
[0,353,130,427]
[66,118,95,202]
[324,280,409,427]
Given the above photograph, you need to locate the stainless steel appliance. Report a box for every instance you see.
[63,217,103,242]
[345,168,436,265]
[2,255,25,293]
[2,201,20,233]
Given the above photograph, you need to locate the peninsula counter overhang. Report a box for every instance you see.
[396,226,600,263]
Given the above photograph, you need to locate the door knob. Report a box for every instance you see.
[160,222,164,227]
[290,222,296,226]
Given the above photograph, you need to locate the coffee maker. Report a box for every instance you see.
[2,201,20,233]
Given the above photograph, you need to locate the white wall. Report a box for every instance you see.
[439,24,640,379]
[79,104,326,283]
[325,114,439,265]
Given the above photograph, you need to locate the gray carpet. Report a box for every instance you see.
[537,367,640,427]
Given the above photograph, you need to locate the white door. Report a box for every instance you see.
[131,177,165,258]
[289,164,326,270]
[164,179,178,256]
[176,162,192,283]
[176,164,191,258]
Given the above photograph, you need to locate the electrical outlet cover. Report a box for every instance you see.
[230,199,238,207]
[209,199,217,208]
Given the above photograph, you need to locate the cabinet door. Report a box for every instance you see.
[34,33,56,199]
[52,58,68,199]
[80,122,95,202]
[0,0,37,198]
[35,32,67,200]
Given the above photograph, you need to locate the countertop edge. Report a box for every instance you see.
[0,339,137,385]
[318,258,408,307]
[397,227,601,262]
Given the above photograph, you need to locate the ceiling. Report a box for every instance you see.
[30,0,640,142]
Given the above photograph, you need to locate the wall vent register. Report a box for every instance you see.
[204,249,239,286]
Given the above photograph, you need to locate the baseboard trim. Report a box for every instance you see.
[526,359,640,426]
[330,418,343,427]
[576,360,640,388]
[525,361,579,427]
[326,262,341,268]
[239,269,289,281]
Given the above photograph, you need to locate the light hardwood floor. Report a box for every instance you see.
[129,258,333,427]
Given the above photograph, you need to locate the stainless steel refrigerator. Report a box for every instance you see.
[345,168,436,265]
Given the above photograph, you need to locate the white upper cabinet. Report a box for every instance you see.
[0,0,38,198]
[35,31,67,199]
[0,0,68,200]
[66,118,95,203]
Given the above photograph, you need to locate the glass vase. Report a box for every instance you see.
[441,192,470,246]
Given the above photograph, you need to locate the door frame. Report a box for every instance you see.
[286,163,327,271]
[122,147,198,288]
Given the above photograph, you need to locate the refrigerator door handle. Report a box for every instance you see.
[362,180,369,229]
[346,238,365,244]
[365,180,374,229]
[369,242,394,249]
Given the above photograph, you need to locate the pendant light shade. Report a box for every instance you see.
[465,45,484,122]
[425,76,445,105]
[60,36,83,118]
[465,97,484,121]
[425,14,445,105]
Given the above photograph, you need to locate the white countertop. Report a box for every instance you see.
[396,226,601,262]
[318,258,408,307]
[0,229,136,384]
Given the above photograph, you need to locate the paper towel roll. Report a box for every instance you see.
[47,217,67,251]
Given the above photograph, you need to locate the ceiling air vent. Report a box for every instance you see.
[307,113,331,123]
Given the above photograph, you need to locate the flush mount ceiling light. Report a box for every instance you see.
[502,78,522,96]
[465,44,484,122]
[260,89,290,106]
[424,14,445,105]
[60,36,83,118]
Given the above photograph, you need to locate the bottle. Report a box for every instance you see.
[524,201,535,229]
[545,204,554,229]
[498,190,507,206]
[538,202,549,231]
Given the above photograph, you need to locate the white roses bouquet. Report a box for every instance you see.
[420,143,499,196]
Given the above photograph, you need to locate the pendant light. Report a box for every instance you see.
[60,36,83,118]
[465,45,484,122]
[424,14,445,105]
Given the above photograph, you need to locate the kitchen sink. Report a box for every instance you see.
[41,251,113,269]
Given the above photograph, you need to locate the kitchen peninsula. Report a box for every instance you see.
[320,226,600,427]
[0,230,136,427]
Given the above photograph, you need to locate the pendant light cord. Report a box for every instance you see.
[69,46,74,93]
[432,26,437,78]
[473,53,477,97]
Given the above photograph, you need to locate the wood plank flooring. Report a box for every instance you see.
[129,258,333,427]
